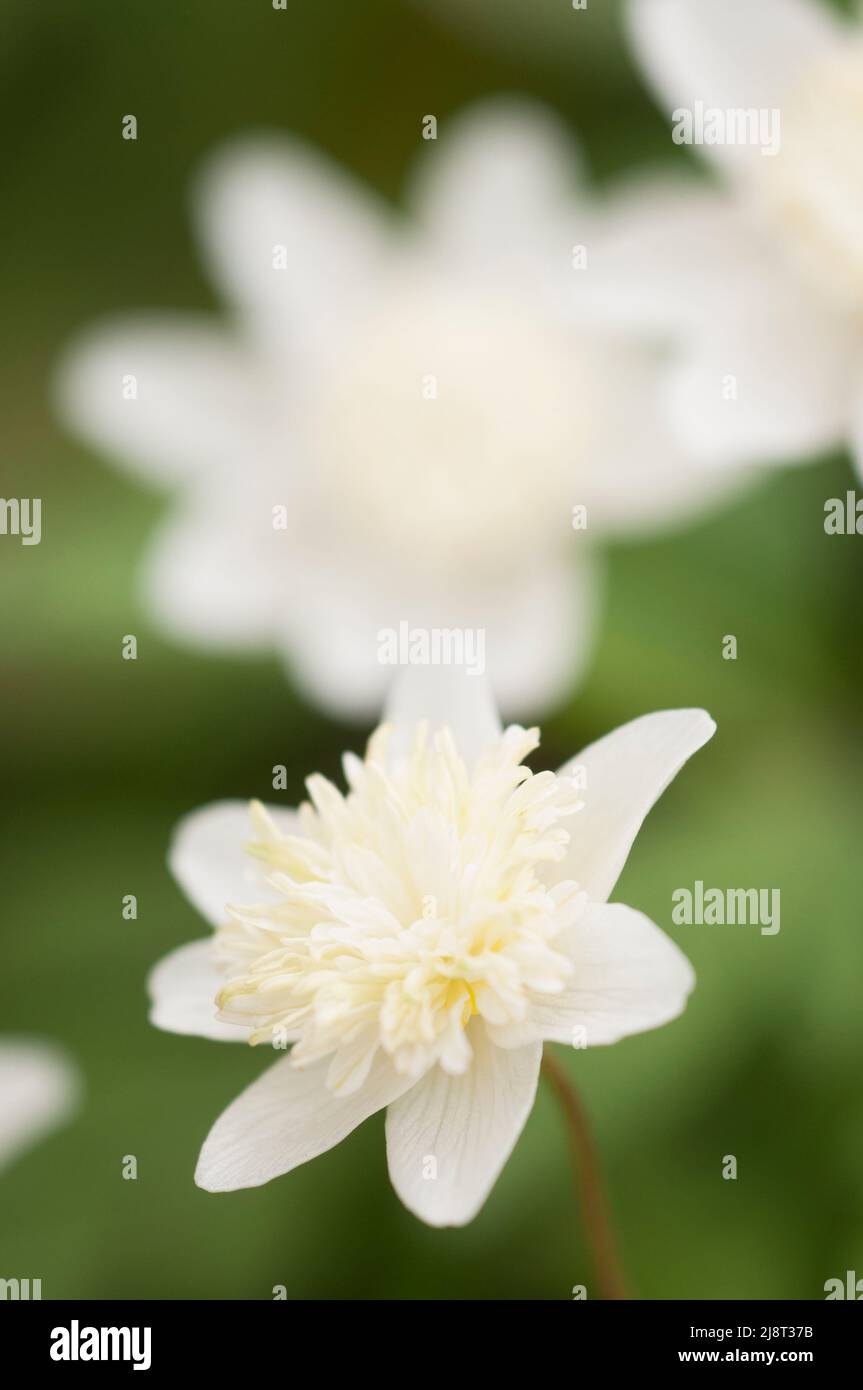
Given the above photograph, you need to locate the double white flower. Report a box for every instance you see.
[591,0,863,474]
[150,671,712,1226]
[58,99,738,717]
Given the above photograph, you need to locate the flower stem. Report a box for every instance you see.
[542,1049,631,1300]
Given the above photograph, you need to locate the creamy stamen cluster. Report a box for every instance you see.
[214,723,584,1092]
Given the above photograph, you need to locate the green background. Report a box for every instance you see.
[1,0,861,1299]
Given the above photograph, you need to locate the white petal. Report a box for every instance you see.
[280,549,594,724]
[553,709,716,903]
[143,499,289,653]
[278,554,400,720]
[169,800,301,929]
[385,1028,541,1227]
[627,0,844,176]
[148,939,249,1042]
[193,136,393,365]
[195,1053,413,1192]
[478,554,598,718]
[0,1040,80,1174]
[493,903,694,1048]
[384,667,502,768]
[580,339,754,527]
[662,306,855,468]
[407,97,585,279]
[580,177,760,338]
[55,317,272,487]
[582,181,856,470]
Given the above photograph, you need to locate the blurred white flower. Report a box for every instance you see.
[592,0,863,473]
[58,99,737,718]
[0,1039,80,1176]
[149,669,712,1226]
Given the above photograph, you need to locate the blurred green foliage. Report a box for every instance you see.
[1,0,861,1299]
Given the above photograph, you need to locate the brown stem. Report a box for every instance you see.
[542,1049,631,1300]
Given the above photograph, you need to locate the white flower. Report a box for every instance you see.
[0,1039,80,1176]
[592,0,863,473]
[150,669,713,1226]
[57,99,737,718]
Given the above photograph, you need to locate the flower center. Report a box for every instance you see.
[306,277,593,578]
[213,723,583,1092]
[756,44,863,310]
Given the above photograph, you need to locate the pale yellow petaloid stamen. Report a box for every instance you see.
[212,722,584,1094]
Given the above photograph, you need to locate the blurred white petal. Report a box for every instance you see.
[143,497,293,652]
[383,668,502,767]
[193,135,395,366]
[407,97,586,282]
[582,178,762,337]
[55,317,274,487]
[279,547,598,723]
[663,310,854,468]
[0,1040,80,1175]
[579,340,755,527]
[627,0,844,177]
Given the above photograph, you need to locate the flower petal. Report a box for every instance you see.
[148,939,249,1042]
[627,0,844,176]
[280,548,594,725]
[579,339,752,527]
[384,667,502,768]
[143,499,290,653]
[278,552,404,720]
[582,180,856,470]
[169,800,300,930]
[581,177,759,338]
[193,136,393,366]
[0,1040,80,1174]
[407,97,585,279]
[472,553,598,718]
[55,317,272,487]
[491,903,695,1048]
[554,709,716,903]
[662,307,855,468]
[195,1053,413,1192]
[385,1028,541,1227]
